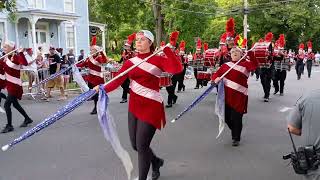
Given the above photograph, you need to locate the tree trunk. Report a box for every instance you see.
[152,0,163,47]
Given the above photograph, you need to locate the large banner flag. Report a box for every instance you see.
[72,65,90,92]
[215,80,225,138]
[97,86,133,180]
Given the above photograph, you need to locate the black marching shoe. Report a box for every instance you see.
[165,104,173,108]
[280,93,284,96]
[1,125,14,133]
[194,87,199,89]
[90,108,97,115]
[120,99,127,103]
[152,158,164,180]
[182,85,185,91]
[273,90,279,95]
[232,140,240,147]
[264,98,269,102]
[173,96,178,104]
[20,119,33,127]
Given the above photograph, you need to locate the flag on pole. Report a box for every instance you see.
[215,80,225,138]
[72,65,89,92]
[97,86,133,180]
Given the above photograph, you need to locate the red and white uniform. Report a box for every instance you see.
[212,56,258,114]
[3,52,28,99]
[307,52,315,61]
[104,47,183,129]
[77,52,108,86]
[0,59,6,89]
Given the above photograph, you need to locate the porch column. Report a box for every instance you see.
[14,22,19,47]
[101,28,105,51]
[57,22,61,48]
[29,16,39,52]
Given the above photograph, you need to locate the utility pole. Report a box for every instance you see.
[243,0,249,49]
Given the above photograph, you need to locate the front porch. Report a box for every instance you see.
[16,9,79,53]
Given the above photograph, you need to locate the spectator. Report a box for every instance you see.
[287,90,320,179]
[78,49,85,61]
[61,54,72,93]
[23,48,37,93]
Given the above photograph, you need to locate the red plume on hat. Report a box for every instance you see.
[299,43,305,50]
[278,34,285,49]
[126,33,136,46]
[160,41,165,47]
[220,32,227,44]
[226,17,235,38]
[242,38,247,49]
[203,43,208,51]
[170,31,179,46]
[307,40,312,50]
[91,35,97,46]
[258,38,264,43]
[179,40,186,51]
[265,32,273,42]
[196,38,202,50]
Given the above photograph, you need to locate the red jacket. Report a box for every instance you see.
[104,47,183,129]
[212,57,258,114]
[77,52,107,86]
[4,52,28,99]
[0,59,6,89]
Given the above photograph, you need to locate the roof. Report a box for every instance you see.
[17,9,80,22]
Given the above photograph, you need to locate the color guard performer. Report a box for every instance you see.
[212,46,258,146]
[1,42,33,133]
[218,18,235,66]
[119,33,136,103]
[306,41,315,78]
[77,36,108,114]
[95,30,183,180]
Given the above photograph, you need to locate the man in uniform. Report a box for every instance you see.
[260,32,274,102]
[306,41,315,78]
[273,34,289,96]
[193,38,203,89]
[119,33,135,103]
[177,40,187,92]
[295,43,305,80]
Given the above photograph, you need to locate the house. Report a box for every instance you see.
[0,0,106,56]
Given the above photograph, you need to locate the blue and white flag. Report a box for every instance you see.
[97,86,133,180]
[215,80,225,138]
[72,65,89,92]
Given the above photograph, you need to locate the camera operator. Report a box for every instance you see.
[287,90,320,179]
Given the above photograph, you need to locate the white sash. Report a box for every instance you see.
[129,57,162,76]
[130,80,163,103]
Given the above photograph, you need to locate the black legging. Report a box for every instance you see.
[273,70,287,94]
[166,75,178,105]
[4,94,31,126]
[225,104,243,141]
[295,62,304,79]
[88,83,98,109]
[121,78,130,100]
[0,90,6,104]
[128,112,159,180]
[177,64,187,91]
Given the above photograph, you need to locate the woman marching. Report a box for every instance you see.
[295,43,305,80]
[77,36,108,114]
[1,41,33,133]
[212,46,258,146]
[95,30,183,180]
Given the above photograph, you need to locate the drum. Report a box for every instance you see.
[204,49,219,67]
[274,58,291,71]
[159,73,172,87]
[252,42,273,68]
[197,71,211,80]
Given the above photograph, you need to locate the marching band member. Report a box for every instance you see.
[165,31,180,108]
[273,34,288,96]
[0,52,6,109]
[177,40,187,92]
[95,30,182,180]
[1,41,33,133]
[260,32,274,102]
[77,36,108,114]
[212,46,258,146]
[119,33,136,103]
[193,38,203,89]
[295,43,305,80]
[306,41,315,78]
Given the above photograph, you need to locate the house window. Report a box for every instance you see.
[65,24,75,49]
[64,0,75,13]
[28,0,45,9]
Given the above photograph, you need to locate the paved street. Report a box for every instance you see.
[1,67,319,180]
